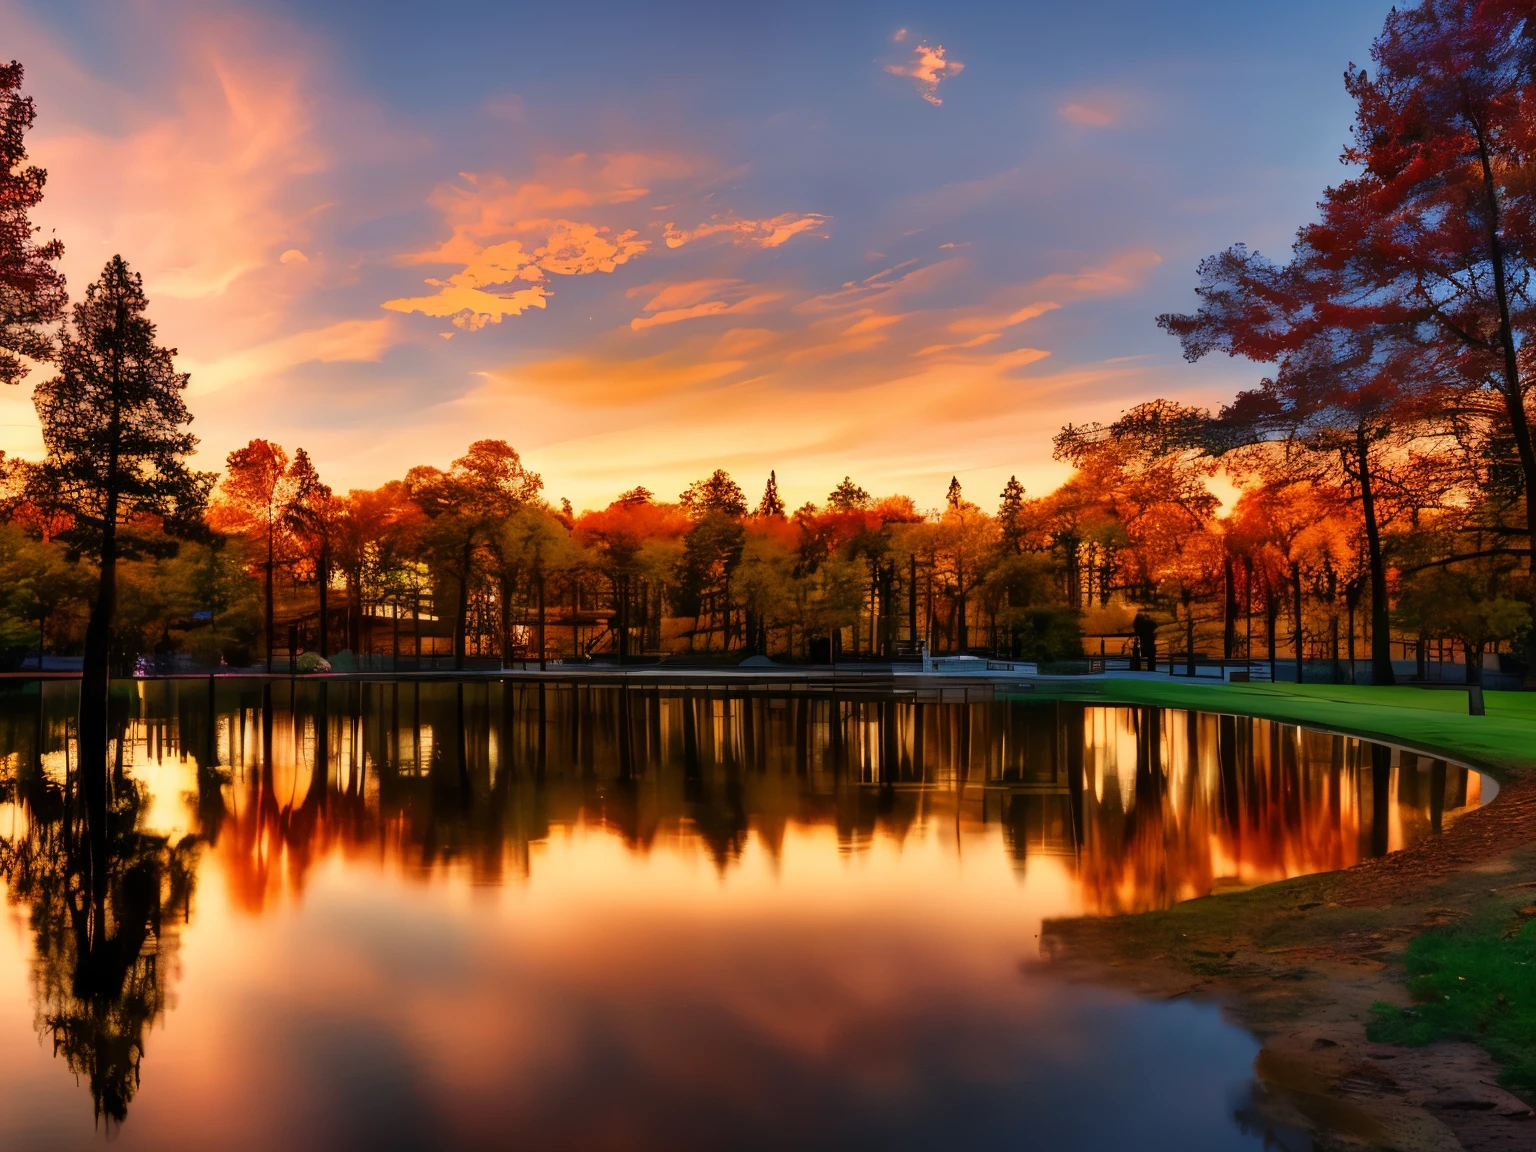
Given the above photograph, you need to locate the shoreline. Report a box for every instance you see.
[1028,680,1536,1150]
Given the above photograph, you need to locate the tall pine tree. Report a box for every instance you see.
[1,60,67,384]
[998,476,1026,554]
[757,470,784,517]
[34,256,210,879]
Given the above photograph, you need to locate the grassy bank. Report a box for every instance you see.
[1367,915,1536,1098]
[1026,677,1536,781]
[1029,675,1536,1120]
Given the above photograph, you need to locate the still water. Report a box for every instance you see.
[0,679,1486,1150]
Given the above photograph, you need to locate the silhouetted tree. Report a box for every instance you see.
[998,476,1027,555]
[0,60,67,387]
[33,256,209,900]
[756,471,785,518]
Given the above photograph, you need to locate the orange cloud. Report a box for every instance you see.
[628,279,781,330]
[386,156,818,331]
[885,43,964,106]
[947,299,1061,337]
[1031,249,1162,295]
[407,154,689,261]
[663,212,826,249]
[535,220,648,276]
[796,258,958,314]
[182,318,397,395]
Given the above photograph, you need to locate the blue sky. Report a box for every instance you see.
[4,0,1392,510]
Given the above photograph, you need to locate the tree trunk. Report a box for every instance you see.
[617,573,630,660]
[908,554,918,646]
[536,569,547,671]
[80,535,116,908]
[1184,591,1196,676]
[1292,563,1305,684]
[499,568,517,668]
[318,541,331,658]
[454,567,470,671]
[264,522,275,672]
[1222,557,1237,660]
[1354,428,1395,685]
[1266,583,1278,683]
[956,557,968,652]
[1474,133,1536,610]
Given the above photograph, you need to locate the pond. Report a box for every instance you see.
[0,679,1488,1151]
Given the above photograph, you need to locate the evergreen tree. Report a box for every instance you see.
[946,476,963,509]
[0,61,67,387]
[827,476,871,512]
[680,469,747,518]
[757,471,784,518]
[34,256,210,881]
[998,476,1027,554]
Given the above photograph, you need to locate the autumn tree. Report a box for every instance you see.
[1308,0,1536,620]
[329,483,420,657]
[0,61,67,388]
[501,504,576,668]
[680,469,747,517]
[220,440,311,671]
[576,492,687,660]
[283,448,334,654]
[1157,245,1438,682]
[406,440,542,668]
[827,476,872,512]
[33,256,210,891]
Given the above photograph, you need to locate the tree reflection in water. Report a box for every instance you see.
[0,678,1485,1128]
[0,687,199,1127]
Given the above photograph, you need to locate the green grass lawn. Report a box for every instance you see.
[1367,916,1536,1098]
[1026,677,1536,780]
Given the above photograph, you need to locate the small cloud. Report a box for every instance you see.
[1059,97,1124,128]
[279,248,308,264]
[938,241,970,250]
[893,27,908,42]
[885,43,964,106]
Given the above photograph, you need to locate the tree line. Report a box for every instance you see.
[3,0,1536,698]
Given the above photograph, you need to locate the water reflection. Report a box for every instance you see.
[0,679,1482,1148]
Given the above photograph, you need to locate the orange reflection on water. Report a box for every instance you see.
[0,680,1484,1148]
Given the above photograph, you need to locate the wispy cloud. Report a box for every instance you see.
[628,278,781,330]
[182,318,397,395]
[1059,95,1126,128]
[884,42,964,106]
[1032,248,1162,295]
[663,212,826,249]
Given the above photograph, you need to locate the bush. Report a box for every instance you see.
[294,652,331,674]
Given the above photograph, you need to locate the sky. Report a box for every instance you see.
[3,0,1394,513]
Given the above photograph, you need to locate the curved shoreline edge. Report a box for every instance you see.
[1029,679,1536,1150]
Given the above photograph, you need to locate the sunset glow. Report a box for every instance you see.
[1,0,1386,509]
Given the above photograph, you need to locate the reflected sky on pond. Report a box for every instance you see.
[0,679,1481,1150]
